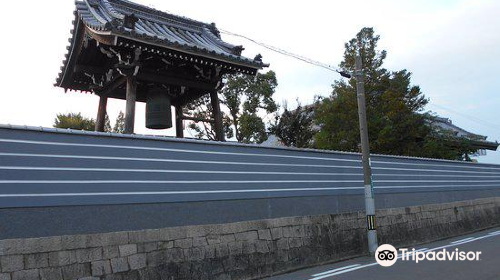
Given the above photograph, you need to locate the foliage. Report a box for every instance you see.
[113,111,125,133]
[313,27,477,160]
[104,113,112,132]
[424,116,482,161]
[270,100,315,148]
[53,113,96,131]
[53,112,119,133]
[186,71,278,144]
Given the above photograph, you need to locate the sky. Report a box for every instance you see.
[0,0,498,163]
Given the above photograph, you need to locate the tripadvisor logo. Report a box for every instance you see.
[375,244,482,267]
[375,244,398,267]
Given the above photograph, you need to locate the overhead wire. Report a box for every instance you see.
[221,29,498,132]
[431,104,500,131]
[219,29,350,77]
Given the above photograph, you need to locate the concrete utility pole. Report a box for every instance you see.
[354,54,379,255]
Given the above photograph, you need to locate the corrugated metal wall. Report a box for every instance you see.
[0,125,499,238]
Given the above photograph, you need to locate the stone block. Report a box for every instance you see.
[227,241,243,255]
[12,269,39,280]
[258,229,272,240]
[215,244,229,258]
[1,255,24,272]
[220,234,235,243]
[0,237,62,256]
[158,227,187,241]
[0,274,10,280]
[110,257,129,273]
[24,253,48,269]
[145,251,167,268]
[205,245,216,259]
[212,273,231,280]
[39,268,62,280]
[102,246,119,259]
[78,277,99,280]
[184,248,203,261]
[241,241,255,254]
[234,231,258,241]
[61,263,91,280]
[61,235,88,250]
[255,241,269,253]
[185,226,208,238]
[270,228,283,240]
[48,251,74,266]
[174,238,192,249]
[127,254,146,270]
[302,237,313,246]
[271,217,296,228]
[192,237,207,247]
[87,232,128,248]
[222,255,249,271]
[128,229,160,244]
[102,274,125,280]
[277,249,289,262]
[137,242,158,253]
[276,239,289,250]
[221,222,251,235]
[75,248,103,263]
[206,235,221,245]
[282,227,293,238]
[166,248,183,262]
[291,226,305,238]
[91,260,111,276]
[289,238,303,248]
[118,244,137,257]
[157,241,173,250]
[32,237,63,255]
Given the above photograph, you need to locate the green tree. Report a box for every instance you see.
[314,27,447,158]
[104,113,112,132]
[270,100,315,148]
[186,71,278,143]
[423,114,482,161]
[53,113,95,131]
[113,111,125,133]
[54,112,112,132]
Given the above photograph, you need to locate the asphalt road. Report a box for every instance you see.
[263,227,500,280]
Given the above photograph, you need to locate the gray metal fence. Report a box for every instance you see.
[0,125,499,238]
[1,125,499,208]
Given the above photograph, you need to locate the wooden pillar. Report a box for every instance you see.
[124,77,137,134]
[210,91,225,141]
[95,95,108,132]
[175,104,184,138]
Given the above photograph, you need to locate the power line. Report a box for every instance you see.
[431,104,500,131]
[222,30,498,133]
[220,29,351,77]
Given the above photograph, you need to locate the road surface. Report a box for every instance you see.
[263,227,500,280]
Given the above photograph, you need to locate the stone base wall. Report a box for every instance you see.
[0,197,499,280]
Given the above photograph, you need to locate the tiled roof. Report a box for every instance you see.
[74,0,265,68]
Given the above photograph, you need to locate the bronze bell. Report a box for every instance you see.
[146,92,172,129]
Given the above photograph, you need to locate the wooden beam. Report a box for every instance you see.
[136,71,217,91]
[95,96,108,132]
[175,105,184,138]
[210,91,224,141]
[124,77,137,134]
[95,76,127,97]
[86,28,116,45]
[74,64,107,75]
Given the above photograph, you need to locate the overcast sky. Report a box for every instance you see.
[0,0,498,163]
